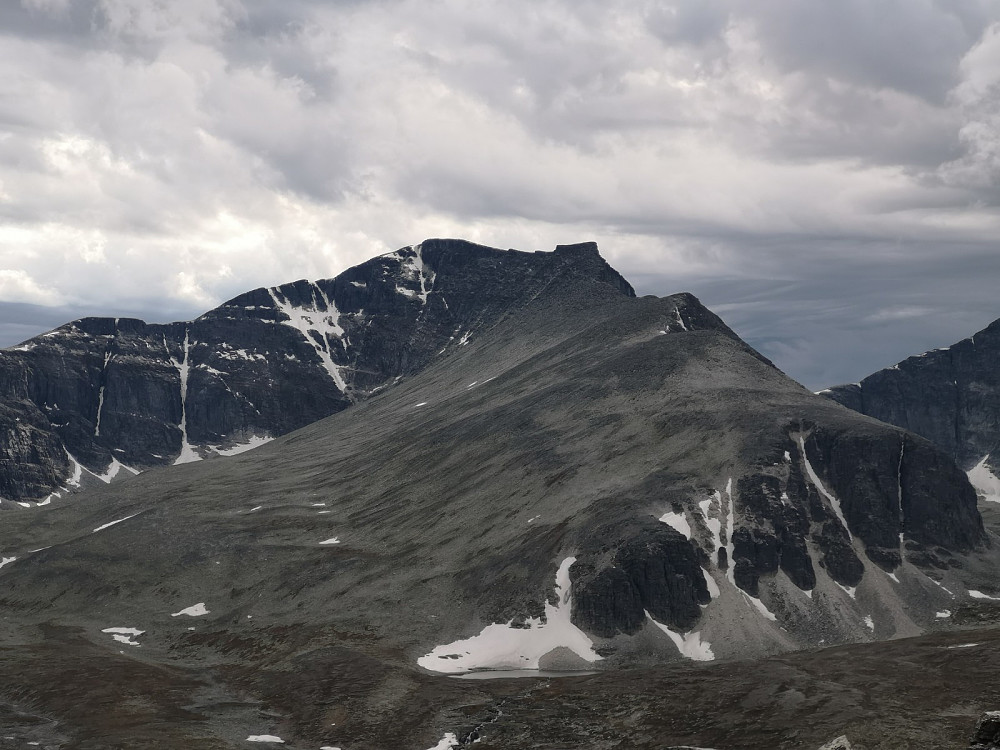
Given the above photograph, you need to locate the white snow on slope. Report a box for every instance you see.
[740,591,778,621]
[268,284,348,392]
[399,243,435,305]
[246,736,284,744]
[702,569,720,599]
[95,348,113,437]
[171,603,209,617]
[863,615,875,631]
[102,627,143,647]
[64,450,84,487]
[319,537,341,545]
[659,510,692,539]
[947,643,981,649]
[93,513,139,533]
[646,612,715,661]
[968,456,1000,503]
[425,732,459,750]
[94,456,141,483]
[969,590,1000,601]
[417,556,602,673]
[836,583,858,600]
[212,435,273,456]
[723,479,736,587]
[167,330,201,465]
[797,435,852,539]
[698,494,723,555]
[936,610,952,618]
[0,556,16,570]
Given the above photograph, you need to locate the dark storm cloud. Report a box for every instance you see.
[1,0,999,389]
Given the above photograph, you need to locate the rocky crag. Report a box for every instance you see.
[821,318,1000,501]
[0,240,632,504]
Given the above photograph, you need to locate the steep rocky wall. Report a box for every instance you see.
[0,240,634,502]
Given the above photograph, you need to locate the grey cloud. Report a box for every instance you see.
[2,0,1000,389]
[743,0,989,104]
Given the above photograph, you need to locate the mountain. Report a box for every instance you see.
[0,240,996,748]
[0,239,633,504]
[821,318,1000,503]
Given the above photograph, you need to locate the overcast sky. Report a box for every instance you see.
[2,0,1000,389]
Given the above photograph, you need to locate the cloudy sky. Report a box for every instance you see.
[2,0,1000,389]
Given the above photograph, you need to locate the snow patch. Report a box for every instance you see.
[646,612,714,661]
[835,583,858,600]
[797,435,852,539]
[167,330,201,465]
[171,603,209,617]
[723,480,735,587]
[702,568,720,599]
[698,493,723,557]
[399,243,435,305]
[417,556,601,673]
[102,627,143,647]
[319,537,341,545]
[268,284,348,392]
[936,610,952,618]
[246,736,284,744]
[968,455,1000,503]
[93,513,140,533]
[947,643,980,649]
[64,451,84,487]
[740,591,778,621]
[212,435,273,456]
[658,510,692,539]
[425,733,458,750]
[94,456,140,483]
[863,615,875,631]
[969,590,1000,601]
[0,556,16,570]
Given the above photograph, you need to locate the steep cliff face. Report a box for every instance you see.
[821,317,1000,493]
[0,239,633,503]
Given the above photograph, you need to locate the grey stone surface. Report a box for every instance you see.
[0,239,634,502]
[970,711,1000,749]
[822,318,1000,474]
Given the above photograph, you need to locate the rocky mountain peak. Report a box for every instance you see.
[0,239,636,503]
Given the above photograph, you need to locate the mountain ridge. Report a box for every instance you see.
[0,239,634,504]
[821,315,1000,502]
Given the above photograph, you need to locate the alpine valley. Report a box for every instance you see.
[1,240,998,750]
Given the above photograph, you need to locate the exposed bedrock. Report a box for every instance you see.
[571,521,710,637]
[822,317,1000,471]
[0,239,635,501]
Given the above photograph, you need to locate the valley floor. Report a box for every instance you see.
[2,605,999,750]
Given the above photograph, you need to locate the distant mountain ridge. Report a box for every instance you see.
[0,239,634,504]
[821,316,1000,500]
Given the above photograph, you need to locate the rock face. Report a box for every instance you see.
[969,711,1000,750]
[0,239,634,503]
[821,319,1000,483]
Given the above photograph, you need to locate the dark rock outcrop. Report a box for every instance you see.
[822,317,1000,474]
[571,522,711,637]
[0,239,635,503]
[969,711,1000,750]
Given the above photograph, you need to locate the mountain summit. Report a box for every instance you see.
[0,239,633,504]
